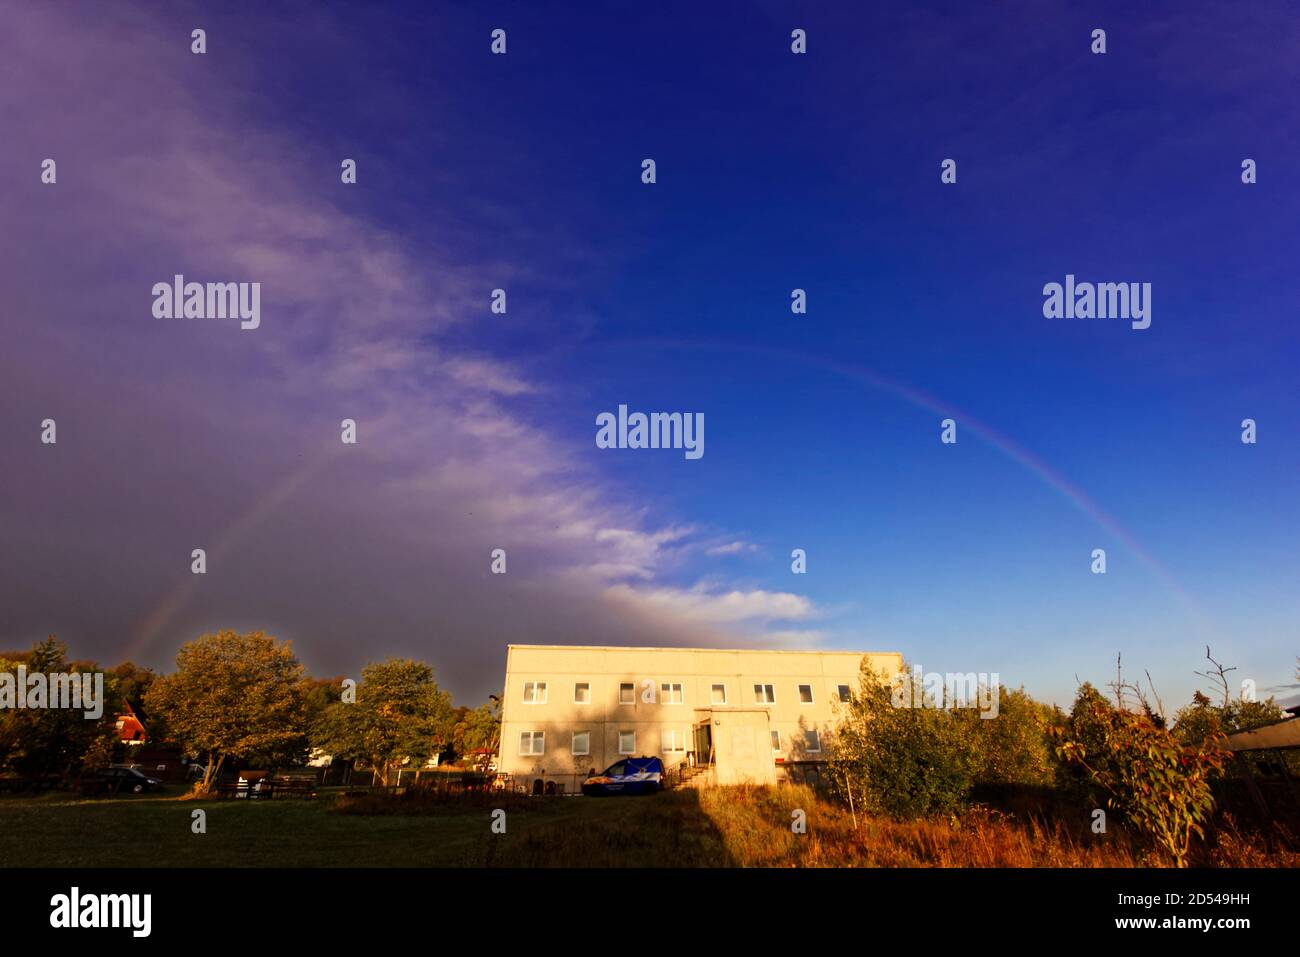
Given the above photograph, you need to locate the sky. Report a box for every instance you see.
[1,1,1297,709]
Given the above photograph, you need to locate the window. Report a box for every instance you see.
[838,685,851,702]
[572,731,590,756]
[661,682,684,704]
[522,681,548,704]
[574,682,590,704]
[798,684,814,704]
[518,731,545,756]
[618,731,636,754]
[663,729,685,753]
[804,730,821,753]
[710,683,727,705]
[619,683,635,705]
[754,683,775,704]
[770,730,781,751]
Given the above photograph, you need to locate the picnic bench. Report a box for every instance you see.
[216,774,317,800]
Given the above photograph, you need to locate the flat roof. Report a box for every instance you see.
[506,643,900,656]
[1225,716,1300,752]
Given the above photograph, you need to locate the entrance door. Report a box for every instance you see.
[693,720,713,764]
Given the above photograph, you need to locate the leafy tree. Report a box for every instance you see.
[107,660,163,744]
[829,661,977,819]
[301,677,344,729]
[1172,685,1294,780]
[1171,690,1221,747]
[0,636,121,779]
[1172,646,1292,778]
[1052,682,1114,801]
[960,686,1058,787]
[108,661,156,709]
[453,697,501,756]
[1173,690,1287,745]
[144,630,306,792]
[312,658,454,786]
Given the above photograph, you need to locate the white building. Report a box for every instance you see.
[497,643,903,793]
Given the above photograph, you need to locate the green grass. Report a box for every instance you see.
[0,786,731,867]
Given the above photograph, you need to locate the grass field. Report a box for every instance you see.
[1,784,1291,867]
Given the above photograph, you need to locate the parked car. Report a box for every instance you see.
[581,756,665,796]
[92,766,164,794]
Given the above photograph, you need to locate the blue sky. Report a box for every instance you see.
[1,1,1297,708]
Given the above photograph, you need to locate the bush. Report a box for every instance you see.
[829,663,977,819]
[1052,683,1113,803]
[829,663,1059,819]
[1173,689,1287,744]
[962,687,1058,788]
[1053,689,1228,867]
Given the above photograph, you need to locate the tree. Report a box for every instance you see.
[453,697,501,757]
[108,661,156,709]
[107,660,163,744]
[1172,647,1291,785]
[829,661,977,819]
[301,677,344,731]
[144,630,306,792]
[312,658,454,786]
[1053,682,1114,801]
[1172,690,1286,746]
[0,636,121,779]
[960,686,1058,787]
[1172,679,1293,781]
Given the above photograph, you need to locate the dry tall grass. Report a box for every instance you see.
[329,782,1298,867]
[694,785,1149,867]
[450,784,1294,867]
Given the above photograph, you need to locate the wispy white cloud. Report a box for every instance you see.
[705,540,759,556]
[0,3,821,696]
[604,583,817,625]
[444,357,540,397]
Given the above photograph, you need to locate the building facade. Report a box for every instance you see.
[497,644,903,793]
